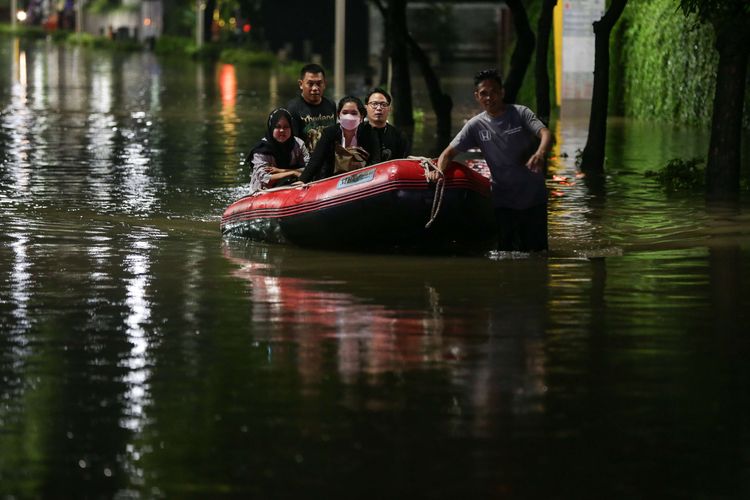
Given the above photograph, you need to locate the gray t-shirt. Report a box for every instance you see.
[450,105,546,209]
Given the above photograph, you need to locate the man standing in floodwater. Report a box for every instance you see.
[287,63,337,154]
[430,69,552,252]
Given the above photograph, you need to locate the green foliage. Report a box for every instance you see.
[3,30,114,50]
[621,1,717,125]
[161,0,198,38]
[513,1,556,111]
[67,32,99,46]
[154,35,196,56]
[67,32,141,51]
[154,35,291,68]
[219,48,275,67]
[277,61,306,79]
[49,30,71,42]
[679,0,750,20]
[618,0,750,129]
[0,23,46,38]
[154,36,224,60]
[87,0,137,14]
[413,107,425,123]
[644,157,705,191]
[610,9,627,116]
[191,43,223,60]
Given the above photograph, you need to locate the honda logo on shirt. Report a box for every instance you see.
[480,130,491,141]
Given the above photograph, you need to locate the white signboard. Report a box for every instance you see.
[562,0,605,99]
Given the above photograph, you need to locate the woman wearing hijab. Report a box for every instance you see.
[299,96,375,183]
[248,108,309,193]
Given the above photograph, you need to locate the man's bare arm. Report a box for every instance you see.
[426,145,458,181]
[526,127,552,173]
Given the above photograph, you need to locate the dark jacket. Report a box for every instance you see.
[363,122,411,163]
[300,124,376,183]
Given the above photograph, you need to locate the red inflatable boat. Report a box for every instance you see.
[221,158,495,251]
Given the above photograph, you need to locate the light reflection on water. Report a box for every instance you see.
[0,37,749,497]
[8,231,31,338]
[224,245,453,384]
[222,239,550,435]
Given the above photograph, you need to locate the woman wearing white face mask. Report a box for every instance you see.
[299,96,374,183]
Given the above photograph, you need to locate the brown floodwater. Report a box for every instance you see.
[1,37,749,498]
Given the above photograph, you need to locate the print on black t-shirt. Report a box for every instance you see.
[286,96,337,153]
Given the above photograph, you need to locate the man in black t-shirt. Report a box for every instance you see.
[286,63,337,154]
[362,87,410,163]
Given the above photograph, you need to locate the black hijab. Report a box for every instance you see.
[250,108,296,168]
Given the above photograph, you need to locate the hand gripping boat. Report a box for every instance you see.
[221,158,495,252]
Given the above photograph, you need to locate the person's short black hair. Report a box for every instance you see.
[300,63,326,79]
[365,87,392,105]
[337,95,366,117]
[474,68,503,88]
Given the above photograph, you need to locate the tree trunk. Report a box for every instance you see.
[705,21,749,198]
[203,0,216,44]
[407,34,453,154]
[387,0,414,140]
[580,0,628,173]
[535,0,557,126]
[371,0,391,87]
[504,0,535,104]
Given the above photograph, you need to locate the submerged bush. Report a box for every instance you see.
[219,48,275,67]
[67,32,141,51]
[154,35,196,56]
[645,157,705,191]
[278,61,305,78]
[2,24,300,71]
[191,43,223,59]
[0,23,46,38]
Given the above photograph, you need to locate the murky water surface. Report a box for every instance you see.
[1,38,749,498]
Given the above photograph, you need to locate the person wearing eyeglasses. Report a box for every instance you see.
[362,88,411,163]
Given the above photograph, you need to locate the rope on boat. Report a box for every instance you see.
[412,156,445,229]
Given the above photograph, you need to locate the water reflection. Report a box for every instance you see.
[14,40,27,87]
[218,63,237,107]
[122,242,154,432]
[709,246,742,335]
[222,241,549,431]
[8,232,31,331]
[224,244,449,386]
[0,38,748,497]
[268,69,280,110]
[218,64,239,182]
[546,116,750,255]
[87,55,118,210]
[547,116,603,254]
